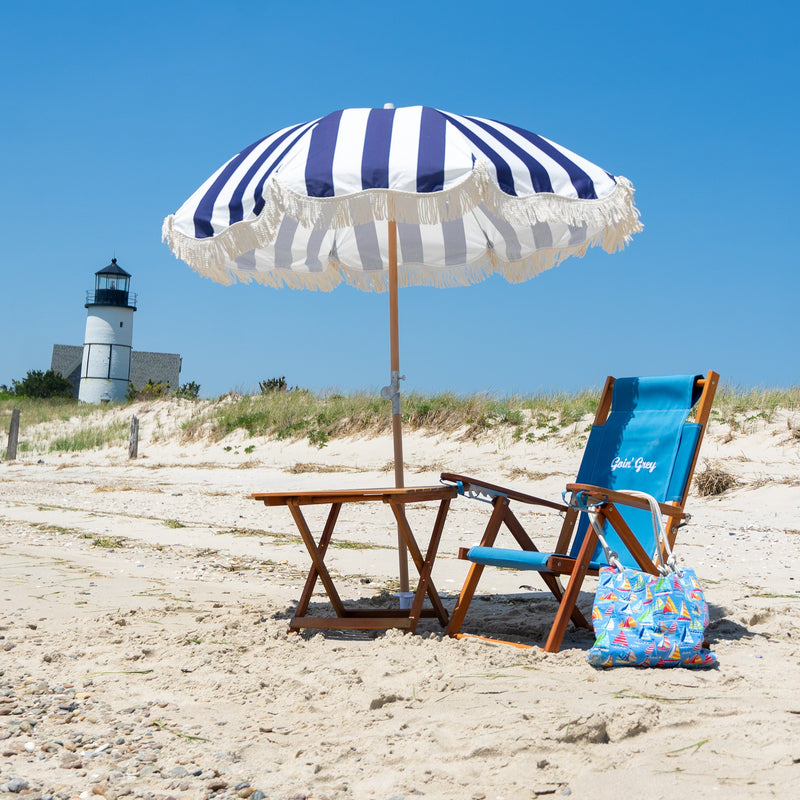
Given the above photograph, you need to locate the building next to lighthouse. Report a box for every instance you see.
[51,258,182,402]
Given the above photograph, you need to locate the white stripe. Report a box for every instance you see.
[441,111,476,190]
[388,106,423,194]
[331,108,371,196]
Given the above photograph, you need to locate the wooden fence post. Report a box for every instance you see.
[5,408,20,461]
[129,415,139,459]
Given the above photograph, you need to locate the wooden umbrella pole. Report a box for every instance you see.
[388,220,409,592]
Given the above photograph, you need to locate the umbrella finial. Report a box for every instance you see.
[383,103,395,109]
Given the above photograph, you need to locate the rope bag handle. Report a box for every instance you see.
[564,489,679,576]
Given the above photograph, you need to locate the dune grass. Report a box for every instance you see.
[711,385,800,431]
[178,387,603,447]
[0,396,103,428]
[48,420,129,452]
[0,396,128,454]
[2,384,799,452]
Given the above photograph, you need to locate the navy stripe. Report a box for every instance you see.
[228,122,312,225]
[397,222,424,265]
[442,219,467,266]
[305,109,343,197]
[499,121,599,200]
[304,227,327,273]
[252,123,316,217]
[273,217,299,269]
[463,116,554,195]
[438,111,517,195]
[532,221,554,249]
[568,222,589,246]
[353,222,383,270]
[361,108,394,189]
[234,250,256,271]
[193,136,270,239]
[416,107,446,193]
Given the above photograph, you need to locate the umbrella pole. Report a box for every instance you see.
[388,220,409,592]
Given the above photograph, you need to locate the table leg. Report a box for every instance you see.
[389,500,450,630]
[288,501,347,621]
[416,498,451,627]
[290,502,342,630]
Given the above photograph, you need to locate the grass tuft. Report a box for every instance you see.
[695,463,738,497]
[49,421,128,452]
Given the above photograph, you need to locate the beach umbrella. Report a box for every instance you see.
[163,104,642,589]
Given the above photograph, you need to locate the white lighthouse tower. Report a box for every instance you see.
[78,258,137,403]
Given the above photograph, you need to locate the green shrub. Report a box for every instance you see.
[259,377,287,393]
[126,380,170,401]
[11,370,73,399]
[174,381,201,400]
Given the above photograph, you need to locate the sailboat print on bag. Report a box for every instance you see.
[587,566,717,668]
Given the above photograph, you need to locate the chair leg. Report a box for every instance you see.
[445,496,508,637]
[543,520,599,653]
[445,561,486,636]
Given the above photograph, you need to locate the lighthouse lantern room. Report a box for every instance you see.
[78,258,138,404]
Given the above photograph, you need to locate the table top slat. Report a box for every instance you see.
[252,485,456,506]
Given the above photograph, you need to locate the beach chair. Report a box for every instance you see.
[442,371,718,653]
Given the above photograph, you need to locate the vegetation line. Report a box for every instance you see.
[2,382,799,453]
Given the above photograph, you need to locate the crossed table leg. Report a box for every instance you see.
[252,486,456,633]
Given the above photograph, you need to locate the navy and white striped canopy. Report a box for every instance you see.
[163,105,641,290]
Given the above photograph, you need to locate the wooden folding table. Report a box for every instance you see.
[252,485,456,633]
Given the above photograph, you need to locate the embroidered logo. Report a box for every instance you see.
[610,456,657,473]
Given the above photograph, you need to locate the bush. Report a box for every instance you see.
[126,380,170,401]
[174,381,201,400]
[11,370,74,399]
[259,377,287,393]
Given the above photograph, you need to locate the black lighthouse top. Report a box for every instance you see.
[85,258,137,310]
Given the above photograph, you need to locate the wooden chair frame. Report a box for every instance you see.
[443,371,719,653]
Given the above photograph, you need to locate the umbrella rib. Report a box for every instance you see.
[470,209,494,250]
[328,231,338,265]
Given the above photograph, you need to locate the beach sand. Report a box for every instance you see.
[1,400,799,799]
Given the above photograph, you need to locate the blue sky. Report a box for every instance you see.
[2,2,798,398]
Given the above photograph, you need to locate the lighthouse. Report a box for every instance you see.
[78,258,137,403]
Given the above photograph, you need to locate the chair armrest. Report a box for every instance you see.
[441,473,568,512]
[565,483,686,520]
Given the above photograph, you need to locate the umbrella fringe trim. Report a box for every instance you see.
[162,166,642,287]
[479,172,642,250]
[162,224,631,292]
[269,171,484,229]
[198,233,614,292]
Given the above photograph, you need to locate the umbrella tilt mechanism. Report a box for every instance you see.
[380,371,406,415]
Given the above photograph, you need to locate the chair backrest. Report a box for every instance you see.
[568,373,715,569]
